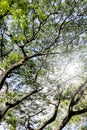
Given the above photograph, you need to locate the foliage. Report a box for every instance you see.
[0,0,87,130]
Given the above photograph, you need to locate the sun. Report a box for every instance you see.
[66,62,81,76]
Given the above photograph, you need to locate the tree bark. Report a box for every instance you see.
[55,112,72,130]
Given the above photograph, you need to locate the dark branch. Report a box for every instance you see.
[0,88,43,120]
[36,100,60,130]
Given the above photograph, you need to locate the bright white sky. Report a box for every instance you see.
[66,62,82,76]
[0,126,4,130]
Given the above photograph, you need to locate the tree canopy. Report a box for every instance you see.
[0,0,87,130]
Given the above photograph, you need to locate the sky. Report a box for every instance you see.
[0,126,4,130]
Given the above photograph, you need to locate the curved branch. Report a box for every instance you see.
[36,100,60,130]
[55,112,72,130]
[0,51,60,90]
[55,80,87,130]
[0,88,43,120]
[55,107,87,130]
[72,108,87,116]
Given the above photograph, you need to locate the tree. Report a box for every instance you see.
[0,0,87,129]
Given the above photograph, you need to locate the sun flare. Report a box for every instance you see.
[66,62,81,76]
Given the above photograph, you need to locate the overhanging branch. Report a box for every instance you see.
[36,100,60,130]
[0,88,43,120]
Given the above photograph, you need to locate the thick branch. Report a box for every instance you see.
[0,51,60,90]
[55,80,87,130]
[55,107,87,130]
[36,101,60,130]
[72,108,87,116]
[0,88,42,120]
[55,112,72,130]
[69,80,87,111]
[0,59,25,90]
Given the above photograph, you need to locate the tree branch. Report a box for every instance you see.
[0,88,43,120]
[0,51,62,90]
[72,108,87,116]
[55,80,87,130]
[36,100,60,130]
[55,111,72,130]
